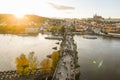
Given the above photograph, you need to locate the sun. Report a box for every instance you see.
[14,13,25,19]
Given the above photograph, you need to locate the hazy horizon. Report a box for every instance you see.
[0,0,120,18]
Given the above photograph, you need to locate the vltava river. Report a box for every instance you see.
[0,34,59,71]
[0,34,120,80]
[74,35,120,80]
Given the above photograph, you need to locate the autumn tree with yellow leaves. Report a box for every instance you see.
[15,52,37,75]
[51,51,59,70]
[39,51,59,72]
[28,52,37,74]
[15,51,59,75]
[15,54,30,75]
[40,58,51,72]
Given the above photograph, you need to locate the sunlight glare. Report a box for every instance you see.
[14,13,25,19]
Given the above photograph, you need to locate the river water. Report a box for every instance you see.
[0,34,120,80]
[74,35,120,80]
[0,34,59,71]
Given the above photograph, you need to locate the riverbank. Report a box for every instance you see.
[72,32,120,39]
[0,33,39,37]
[100,33,120,38]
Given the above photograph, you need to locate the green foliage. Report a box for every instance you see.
[71,24,76,32]
[50,27,57,33]
[59,26,65,34]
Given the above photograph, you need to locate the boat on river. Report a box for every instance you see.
[45,36,63,40]
[56,42,59,45]
[83,35,97,39]
[52,47,57,50]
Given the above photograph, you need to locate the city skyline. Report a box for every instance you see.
[0,0,120,18]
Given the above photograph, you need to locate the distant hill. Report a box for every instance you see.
[0,14,48,34]
[0,14,65,34]
[0,14,48,26]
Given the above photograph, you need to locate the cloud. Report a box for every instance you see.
[65,11,73,14]
[48,2,75,10]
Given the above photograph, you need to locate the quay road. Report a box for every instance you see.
[52,29,80,80]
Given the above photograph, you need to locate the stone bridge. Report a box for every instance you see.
[52,28,80,80]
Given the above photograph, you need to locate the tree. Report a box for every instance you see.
[15,52,38,75]
[51,51,59,70]
[59,26,65,35]
[50,26,57,34]
[28,52,37,74]
[71,24,76,32]
[15,54,30,75]
[40,58,51,72]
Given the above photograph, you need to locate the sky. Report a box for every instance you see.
[0,0,120,18]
